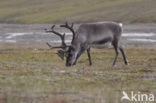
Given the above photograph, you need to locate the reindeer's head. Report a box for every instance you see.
[55,46,77,66]
[45,22,77,67]
[65,46,79,66]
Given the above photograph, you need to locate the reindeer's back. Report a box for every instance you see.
[76,22,122,44]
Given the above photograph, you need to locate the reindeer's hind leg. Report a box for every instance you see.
[112,41,119,66]
[119,46,129,65]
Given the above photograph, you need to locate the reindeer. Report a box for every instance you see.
[45,22,129,66]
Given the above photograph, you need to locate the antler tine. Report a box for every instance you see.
[46,42,71,49]
[61,33,66,46]
[61,22,74,30]
[45,25,69,49]
[51,25,55,30]
[45,25,62,38]
[46,42,66,49]
[71,23,74,28]
[51,25,64,40]
[60,22,76,43]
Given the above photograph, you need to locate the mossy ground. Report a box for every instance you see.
[0,46,156,103]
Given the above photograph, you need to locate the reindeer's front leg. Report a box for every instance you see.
[87,48,92,66]
[73,48,85,65]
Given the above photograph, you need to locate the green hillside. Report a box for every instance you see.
[0,0,156,24]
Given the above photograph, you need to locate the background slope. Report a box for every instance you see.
[0,0,156,24]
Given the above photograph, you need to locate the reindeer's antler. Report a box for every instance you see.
[60,22,76,43]
[45,25,68,49]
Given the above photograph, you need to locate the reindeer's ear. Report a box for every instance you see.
[57,50,65,60]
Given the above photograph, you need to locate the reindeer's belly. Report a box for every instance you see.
[92,36,113,44]
[87,31,114,45]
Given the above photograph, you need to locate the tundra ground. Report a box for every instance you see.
[0,45,155,103]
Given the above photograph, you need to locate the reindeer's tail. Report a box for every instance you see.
[119,23,123,27]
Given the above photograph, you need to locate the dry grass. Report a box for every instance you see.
[0,44,156,103]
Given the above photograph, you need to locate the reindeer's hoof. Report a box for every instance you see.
[89,63,93,66]
[125,61,129,65]
[112,64,117,67]
[89,64,93,67]
[112,63,116,66]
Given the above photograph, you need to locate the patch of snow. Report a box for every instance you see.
[129,39,156,42]
[123,33,155,37]
[6,32,33,39]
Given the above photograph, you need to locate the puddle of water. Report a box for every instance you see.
[47,32,156,37]
[122,33,155,37]
[48,32,155,37]
[129,39,156,42]
[63,32,72,35]
[43,32,72,36]
[0,39,16,43]
[6,32,33,39]
[50,40,72,43]
[1,32,156,44]
[6,32,155,39]
[4,40,16,43]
